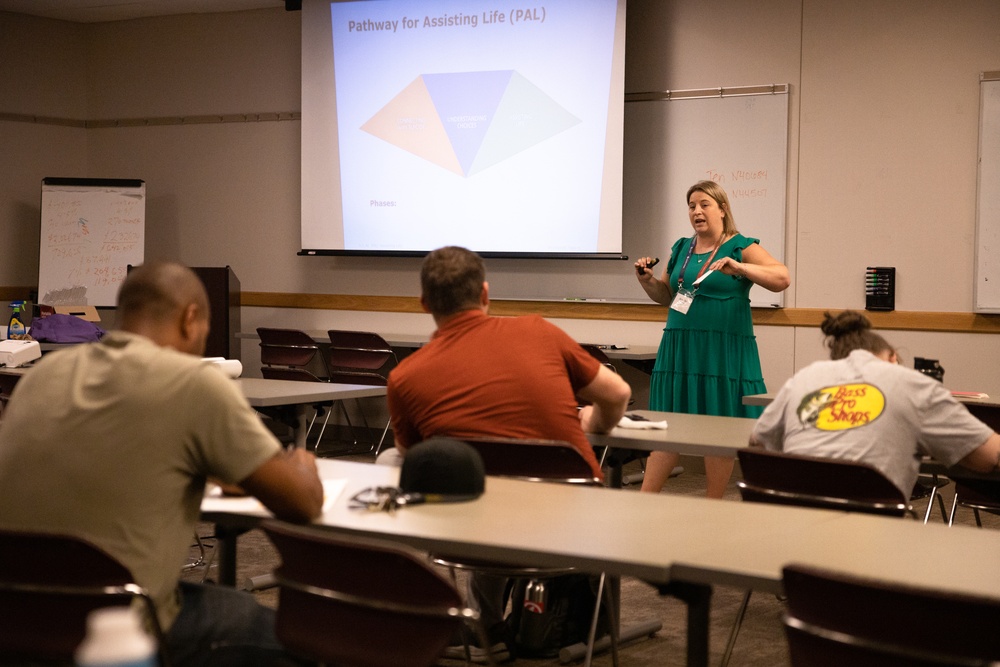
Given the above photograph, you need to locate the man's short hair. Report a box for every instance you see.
[420,246,485,317]
[117,261,209,326]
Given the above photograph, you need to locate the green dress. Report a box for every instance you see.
[649,233,765,418]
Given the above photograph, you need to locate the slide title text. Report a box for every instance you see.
[345,7,547,33]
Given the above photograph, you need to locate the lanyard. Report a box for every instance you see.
[676,234,725,291]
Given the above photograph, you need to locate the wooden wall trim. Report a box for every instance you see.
[0,111,299,128]
[242,292,1000,334]
[5,287,998,335]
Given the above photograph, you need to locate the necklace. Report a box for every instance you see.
[696,233,727,255]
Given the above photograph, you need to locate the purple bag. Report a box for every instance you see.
[29,313,106,343]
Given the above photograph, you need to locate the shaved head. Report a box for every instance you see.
[117,261,210,354]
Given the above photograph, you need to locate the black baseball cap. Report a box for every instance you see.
[399,437,486,503]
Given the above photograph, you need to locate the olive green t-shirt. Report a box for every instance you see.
[0,332,281,629]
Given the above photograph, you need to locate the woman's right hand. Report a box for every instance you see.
[635,255,672,306]
[635,256,656,282]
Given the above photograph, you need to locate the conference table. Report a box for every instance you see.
[589,410,755,454]
[587,410,755,487]
[236,377,387,450]
[201,457,1000,667]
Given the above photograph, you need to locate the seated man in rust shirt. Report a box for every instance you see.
[386,246,631,661]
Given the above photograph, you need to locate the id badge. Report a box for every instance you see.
[670,288,694,314]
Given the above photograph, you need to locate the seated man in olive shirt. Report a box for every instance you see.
[0,261,323,666]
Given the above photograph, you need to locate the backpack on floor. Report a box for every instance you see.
[507,573,609,658]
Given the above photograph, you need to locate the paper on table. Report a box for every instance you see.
[202,479,346,514]
[202,357,244,378]
[616,415,668,430]
[952,391,990,399]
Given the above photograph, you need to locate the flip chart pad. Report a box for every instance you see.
[38,178,145,307]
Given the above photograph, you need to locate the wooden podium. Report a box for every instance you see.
[192,266,240,361]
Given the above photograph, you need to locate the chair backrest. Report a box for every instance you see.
[326,330,397,384]
[462,437,601,485]
[262,519,480,667]
[951,477,1000,511]
[0,528,167,664]
[258,327,322,369]
[737,449,913,517]
[782,563,1000,667]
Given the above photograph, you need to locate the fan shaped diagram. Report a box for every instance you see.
[360,70,581,177]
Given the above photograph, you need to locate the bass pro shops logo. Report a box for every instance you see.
[796,383,885,431]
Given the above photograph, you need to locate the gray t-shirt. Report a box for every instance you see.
[0,332,281,629]
[752,349,992,496]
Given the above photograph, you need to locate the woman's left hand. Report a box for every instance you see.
[715,243,791,292]
[710,256,746,278]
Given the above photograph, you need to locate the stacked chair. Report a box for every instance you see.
[326,330,398,455]
[257,327,350,448]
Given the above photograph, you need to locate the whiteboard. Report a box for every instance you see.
[38,178,145,307]
[621,89,788,307]
[486,86,790,304]
[974,74,1000,312]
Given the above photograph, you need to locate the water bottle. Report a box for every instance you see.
[75,606,157,667]
[516,578,549,654]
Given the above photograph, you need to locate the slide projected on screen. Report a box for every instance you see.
[301,0,626,257]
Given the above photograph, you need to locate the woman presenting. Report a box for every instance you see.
[635,180,790,498]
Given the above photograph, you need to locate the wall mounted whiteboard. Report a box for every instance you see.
[621,86,789,307]
[487,84,789,304]
[974,73,1000,313]
[38,178,145,307]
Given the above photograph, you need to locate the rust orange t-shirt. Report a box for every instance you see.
[387,310,603,477]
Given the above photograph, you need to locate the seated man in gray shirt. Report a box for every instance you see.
[751,310,1000,497]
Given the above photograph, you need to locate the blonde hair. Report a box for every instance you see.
[687,180,737,236]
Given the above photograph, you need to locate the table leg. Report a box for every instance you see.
[293,404,308,449]
[214,524,243,587]
[658,580,712,667]
[607,461,624,489]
